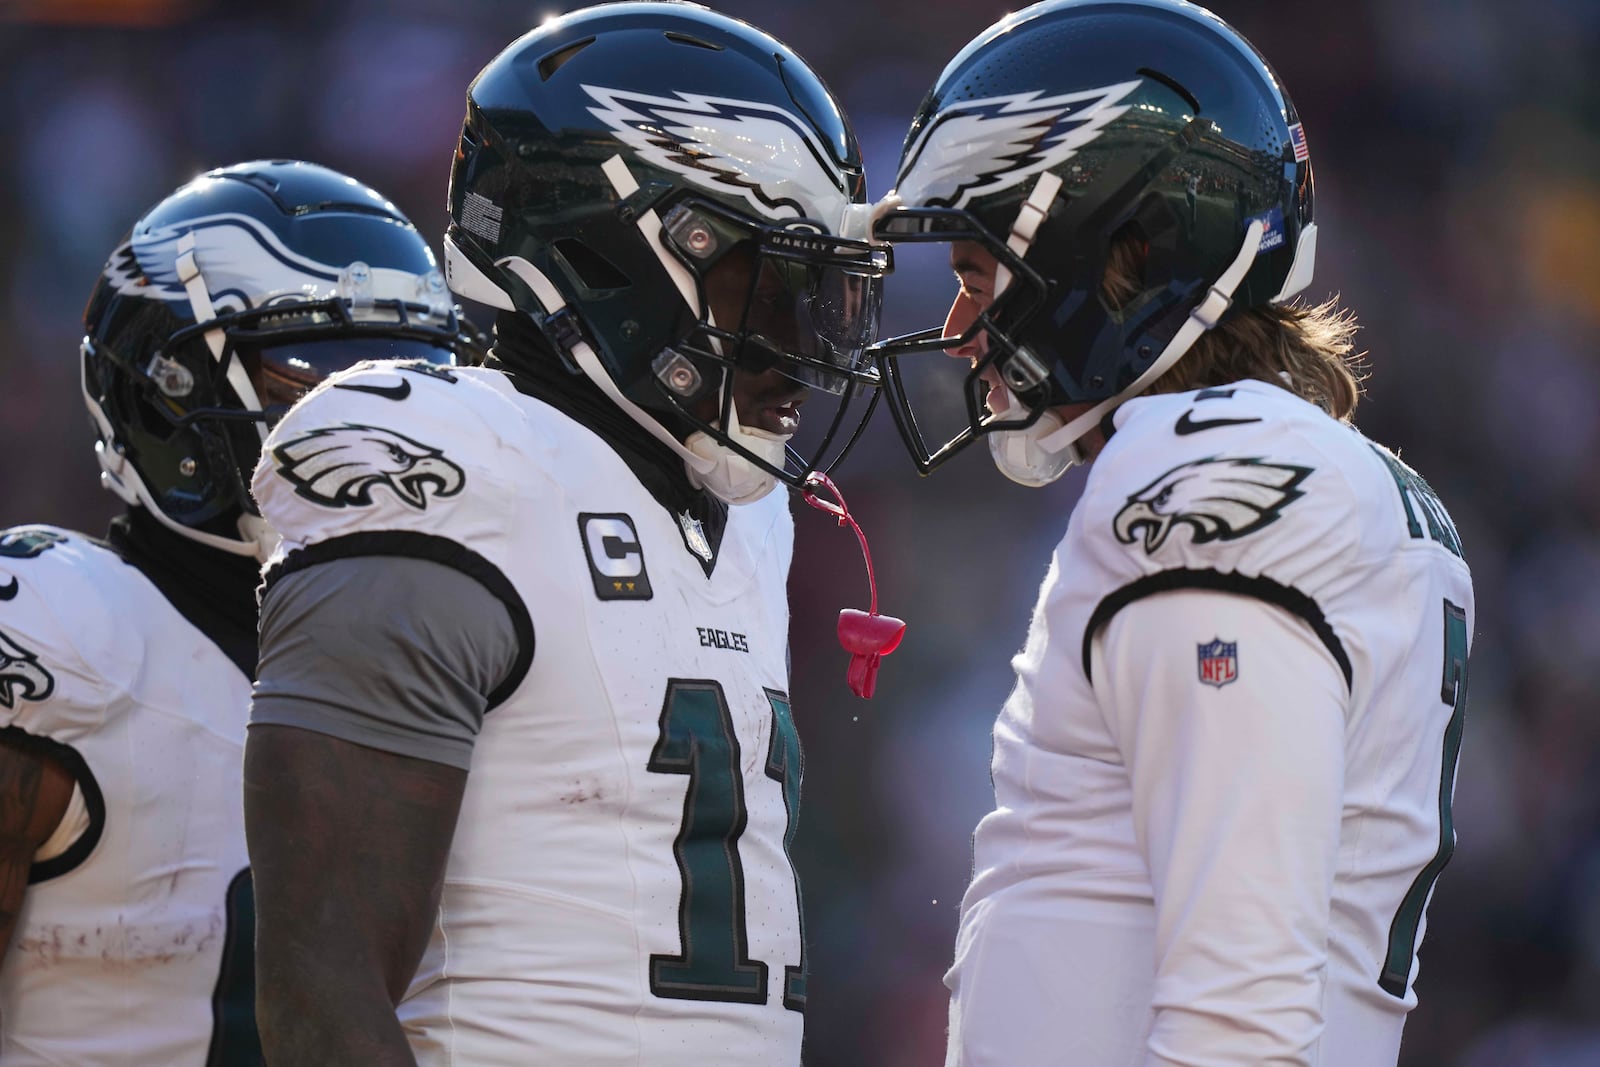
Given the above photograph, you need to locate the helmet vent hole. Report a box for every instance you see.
[537,36,595,81]
[663,31,724,51]
[1136,67,1200,115]
[553,238,631,292]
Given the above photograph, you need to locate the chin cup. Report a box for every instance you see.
[684,399,788,505]
[986,402,1078,487]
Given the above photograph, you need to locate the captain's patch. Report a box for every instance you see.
[579,513,653,601]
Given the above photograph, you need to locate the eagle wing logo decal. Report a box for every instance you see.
[101,212,348,313]
[583,84,851,225]
[0,627,54,710]
[893,80,1142,210]
[1113,457,1313,553]
[272,424,466,510]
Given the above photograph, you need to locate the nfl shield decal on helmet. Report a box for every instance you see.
[1197,638,1239,688]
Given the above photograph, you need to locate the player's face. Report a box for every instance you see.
[942,239,1107,458]
[944,240,1010,416]
[700,246,811,436]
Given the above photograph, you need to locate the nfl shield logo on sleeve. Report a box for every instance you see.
[1197,638,1239,688]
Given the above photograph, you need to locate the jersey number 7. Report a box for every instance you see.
[647,679,805,1011]
[1379,599,1469,997]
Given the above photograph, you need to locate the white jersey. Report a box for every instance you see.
[946,381,1475,1067]
[253,361,804,1065]
[0,526,255,1066]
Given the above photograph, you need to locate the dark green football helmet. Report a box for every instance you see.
[871,0,1317,479]
[81,160,480,558]
[442,2,889,503]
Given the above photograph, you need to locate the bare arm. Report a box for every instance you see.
[244,724,467,1065]
[0,732,73,960]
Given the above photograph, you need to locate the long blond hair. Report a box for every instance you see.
[1103,233,1366,420]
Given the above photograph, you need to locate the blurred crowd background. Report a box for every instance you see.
[2,0,1598,1063]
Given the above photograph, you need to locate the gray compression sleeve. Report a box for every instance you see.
[251,556,520,770]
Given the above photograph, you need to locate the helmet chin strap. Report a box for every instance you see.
[987,218,1267,486]
[684,401,788,505]
[175,232,268,444]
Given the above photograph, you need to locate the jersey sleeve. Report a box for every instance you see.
[1092,588,1347,1065]
[1072,386,1364,695]
[251,362,537,724]
[252,556,521,769]
[0,530,141,744]
[252,361,523,576]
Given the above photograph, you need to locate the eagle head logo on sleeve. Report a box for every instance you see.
[1113,457,1313,554]
[272,424,466,510]
[0,627,54,710]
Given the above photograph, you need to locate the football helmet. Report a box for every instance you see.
[82,160,481,558]
[442,1,889,504]
[871,0,1316,482]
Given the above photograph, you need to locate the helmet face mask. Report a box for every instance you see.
[872,207,1056,470]
[649,195,889,482]
[82,161,483,557]
[442,2,890,500]
[869,0,1318,478]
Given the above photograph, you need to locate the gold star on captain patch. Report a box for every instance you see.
[626,581,636,591]
[613,580,623,591]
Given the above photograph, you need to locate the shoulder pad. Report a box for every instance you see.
[253,360,531,568]
[1074,382,1364,588]
[0,527,143,740]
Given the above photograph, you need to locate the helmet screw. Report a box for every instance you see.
[1138,345,1152,358]
[179,457,198,477]
[686,227,713,254]
[1090,375,1104,388]
[621,319,640,340]
[652,349,703,397]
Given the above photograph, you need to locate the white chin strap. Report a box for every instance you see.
[598,154,787,504]
[175,232,267,444]
[987,217,1268,487]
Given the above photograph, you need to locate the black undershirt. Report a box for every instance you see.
[104,508,260,678]
[485,311,728,568]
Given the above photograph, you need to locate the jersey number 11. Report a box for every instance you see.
[647,679,805,1011]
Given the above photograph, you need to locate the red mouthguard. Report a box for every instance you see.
[801,473,906,699]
